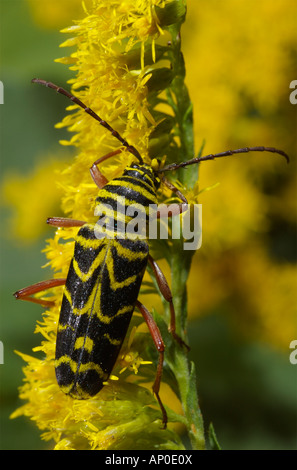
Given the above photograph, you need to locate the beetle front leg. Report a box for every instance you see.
[156,177,188,218]
[148,256,190,351]
[135,300,167,428]
[14,278,66,307]
[90,148,126,188]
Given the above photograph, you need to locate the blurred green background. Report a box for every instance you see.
[0,0,296,449]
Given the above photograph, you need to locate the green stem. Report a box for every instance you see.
[171,251,205,450]
[167,20,205,451]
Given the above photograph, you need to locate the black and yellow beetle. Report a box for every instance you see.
[14,79,289,427]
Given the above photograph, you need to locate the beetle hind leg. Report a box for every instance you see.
[148,256,190,351]
[135,300,167,428]
[14,278,66,307]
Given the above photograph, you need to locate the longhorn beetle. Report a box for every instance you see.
[14,79,289,428]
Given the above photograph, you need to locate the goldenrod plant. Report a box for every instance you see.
[11,0,206,450]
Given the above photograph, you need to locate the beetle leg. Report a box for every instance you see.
[135,300,167,428]
[47,217,86,227]
[14,278,66,307]
[90,148,126,188]
[157,177,188,218]
[153,179,190,349]
[162,177,188,203]
[148,255,190,351]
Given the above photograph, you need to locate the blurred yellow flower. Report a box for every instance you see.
[2,157,66,242]
[183,0,296,350]
[26,0,86,29]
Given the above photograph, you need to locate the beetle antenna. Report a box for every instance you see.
[159,146,289,172]
[32,78,144,164]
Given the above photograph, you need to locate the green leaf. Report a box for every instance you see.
[208,422,222,450]
[155,1,187,27]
